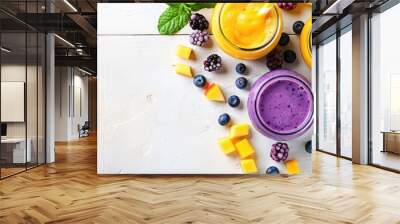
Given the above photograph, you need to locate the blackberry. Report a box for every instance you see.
[293,21,304,34]
[266,50,283,71]
[283,50,297,63]
[204,54,222,72]
[278,2,297,10]
[279,33,290,46]
[270,142,289,162]
[189,30,209,47]
[189,13,209,31]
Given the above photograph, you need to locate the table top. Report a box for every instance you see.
[97,3,313,174]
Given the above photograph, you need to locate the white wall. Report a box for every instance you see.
[55,67,89,141]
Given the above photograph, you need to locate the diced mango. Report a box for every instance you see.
[235,138,255,159]
[205,84,225,102]
[230,123,250,139]
[176,45,192,59]
[175,63,193,77]
[218,137,236,155]
[285,160,301,175]
[240,159,258,174]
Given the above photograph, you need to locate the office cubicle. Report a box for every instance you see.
[0,1,46,179]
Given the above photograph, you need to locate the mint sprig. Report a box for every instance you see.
[158,3,216,35]
[158,5,190,35]
[185,3,216,11]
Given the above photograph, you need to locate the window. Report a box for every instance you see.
[317,35,337,154]
[339,27,352,158]
[370,3,400,171]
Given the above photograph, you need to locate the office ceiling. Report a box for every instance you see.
[0,0,394,73]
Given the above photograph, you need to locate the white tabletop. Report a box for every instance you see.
[1,138,27,144]
[97,3,313,174]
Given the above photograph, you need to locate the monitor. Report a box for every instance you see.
[1,123,7,137]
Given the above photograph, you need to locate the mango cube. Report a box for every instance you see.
[230,123,250,139]
[218,137,236,155]
[235,138,255,159]
[240,159,258,174]
[205,84,225,102]
[175,63,193,77]
[176,45,192,59]
[285,160,301,175]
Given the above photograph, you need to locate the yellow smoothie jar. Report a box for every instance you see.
[212,3,283,60]
[300,17,312,68]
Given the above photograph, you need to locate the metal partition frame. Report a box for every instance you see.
[0,1,47,180]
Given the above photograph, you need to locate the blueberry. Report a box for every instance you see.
[228,95,240,107]
[283,50,297,63]
[293,21,304,34]
[266,166,280,175]
[193,74,207,88]
[279,33,290,46]
[305,140,312,153]
[218,113,230,126]
[235,63,246,75]
[235,77,248,89]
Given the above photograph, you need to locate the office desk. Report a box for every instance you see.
[1,138,32,163]
[382,131,400,154]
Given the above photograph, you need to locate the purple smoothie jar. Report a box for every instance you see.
[247,69,313,141]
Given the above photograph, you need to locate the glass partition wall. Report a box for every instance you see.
[370,3,400,172]
[317,35,337,155]
[339,27,352,159]
[0,3,46,179]
[316,26,353,159]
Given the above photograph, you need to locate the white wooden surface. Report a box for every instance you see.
[98,3,312,174]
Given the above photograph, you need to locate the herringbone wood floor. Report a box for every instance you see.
[1,135,400,224]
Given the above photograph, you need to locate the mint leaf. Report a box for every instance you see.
[158,5,190,35]
[166,3,180,7]
[185,3,216,11]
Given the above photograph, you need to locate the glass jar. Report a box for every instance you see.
[212,3,283,60]
[300,17,312,68]
[247,69,313,141]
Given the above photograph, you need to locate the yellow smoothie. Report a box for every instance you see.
[300,17,312,68]
[212,3,282,60]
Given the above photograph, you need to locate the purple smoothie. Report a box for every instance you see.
[257,79,311,133]
[248,69,313,141]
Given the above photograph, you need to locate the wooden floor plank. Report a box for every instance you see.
[0,135,400,223]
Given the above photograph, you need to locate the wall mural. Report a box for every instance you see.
[97,3,313,175]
